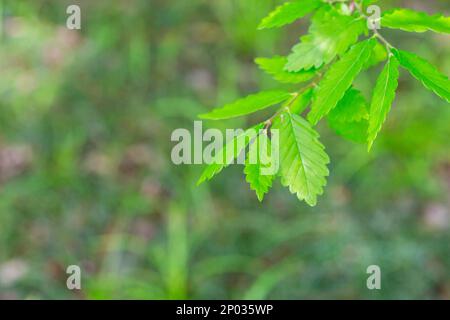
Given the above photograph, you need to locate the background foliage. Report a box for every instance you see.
[0,0,449,299]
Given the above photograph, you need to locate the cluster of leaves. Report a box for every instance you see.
[198,0,450,206]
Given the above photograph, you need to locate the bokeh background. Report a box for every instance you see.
[0,0,449,299]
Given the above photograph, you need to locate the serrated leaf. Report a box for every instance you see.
[255,56,317,84]
[367,56,400,150]
[197,124,263,185]
[363,41,388,70]
[308,38,376,125]
[244,133,276,201]
[199,91,293,120]
[393,49,450,103]
[273,113,329,206]
[258,0,321,30]
[329,87,369,123]
[382,9,450,34]
[285,7,367,71]
[290,88,314,114]
[328,88,369,143]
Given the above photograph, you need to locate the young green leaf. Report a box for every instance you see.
[199,91,293,120]
[197,124,263,185]
[382,9,450,34]
[258,0,321,30]
[290,88,314,115]
[255,56,317,84]
[367,56,400,150]
[244,133,276,201]
[329,119,369,143]
[308,38,376,125]
[286,7,367,71]
[327,88,369,143]
[363,41,388,70]
[393,49,450,103]
[329,88,369,123]
[273,113,330,206]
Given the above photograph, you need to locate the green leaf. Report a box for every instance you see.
[329,87,369,123]
[308,38,376,125]
[199,91,293,120]
[329,119,369,143]
[255,56,317,84]
[273,113,329,206]
[328,88,369,143]
[258,0,321,30]
[197,124,263,185]
[367,56,400,150]
[382,9,450,34]
[290,88,314,115]
[286,7,367,71]
[393,49,450,103]
[363,41,388,70]
[362,0,379,6]
[244,133,276,201]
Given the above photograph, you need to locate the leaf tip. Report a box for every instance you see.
[305,198,317,207]
[196,173,208,186]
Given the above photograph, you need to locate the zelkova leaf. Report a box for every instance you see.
[290,88,314,115]
[382,9,450,34]
[273,113,330,206]
[328,88,369,123]
[329,119,369,144]
[328,88,370,144]
[285,7,367,71]
[197,124,264,185]
[244,133,276,201]
[255,56,317,84]
[199,91,293,120]
[367,56,400,150]
[363,41,388,70]
[393,49,450,103]
[308,38,376,125]
[258,0,321,30]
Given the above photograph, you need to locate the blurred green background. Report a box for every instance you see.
[0,0,449,299]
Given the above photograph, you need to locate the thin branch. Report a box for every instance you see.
[353,0,394,51]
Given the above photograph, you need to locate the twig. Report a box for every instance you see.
[353,0,394,51]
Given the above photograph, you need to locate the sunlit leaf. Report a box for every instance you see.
[255,56,317,84]
[199,91,293,120]
[367,56,400,150]
[258,0,321,30]
[286,7,367,71]
[382,9,450,34]
[328,88,369,143]
[329,87,369,123]
[244,133,276,201]
[290,88,314,115]
[197,124,263,185]
[273,113,329,206]
[308,38,376,125]
[393,49,450,103]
